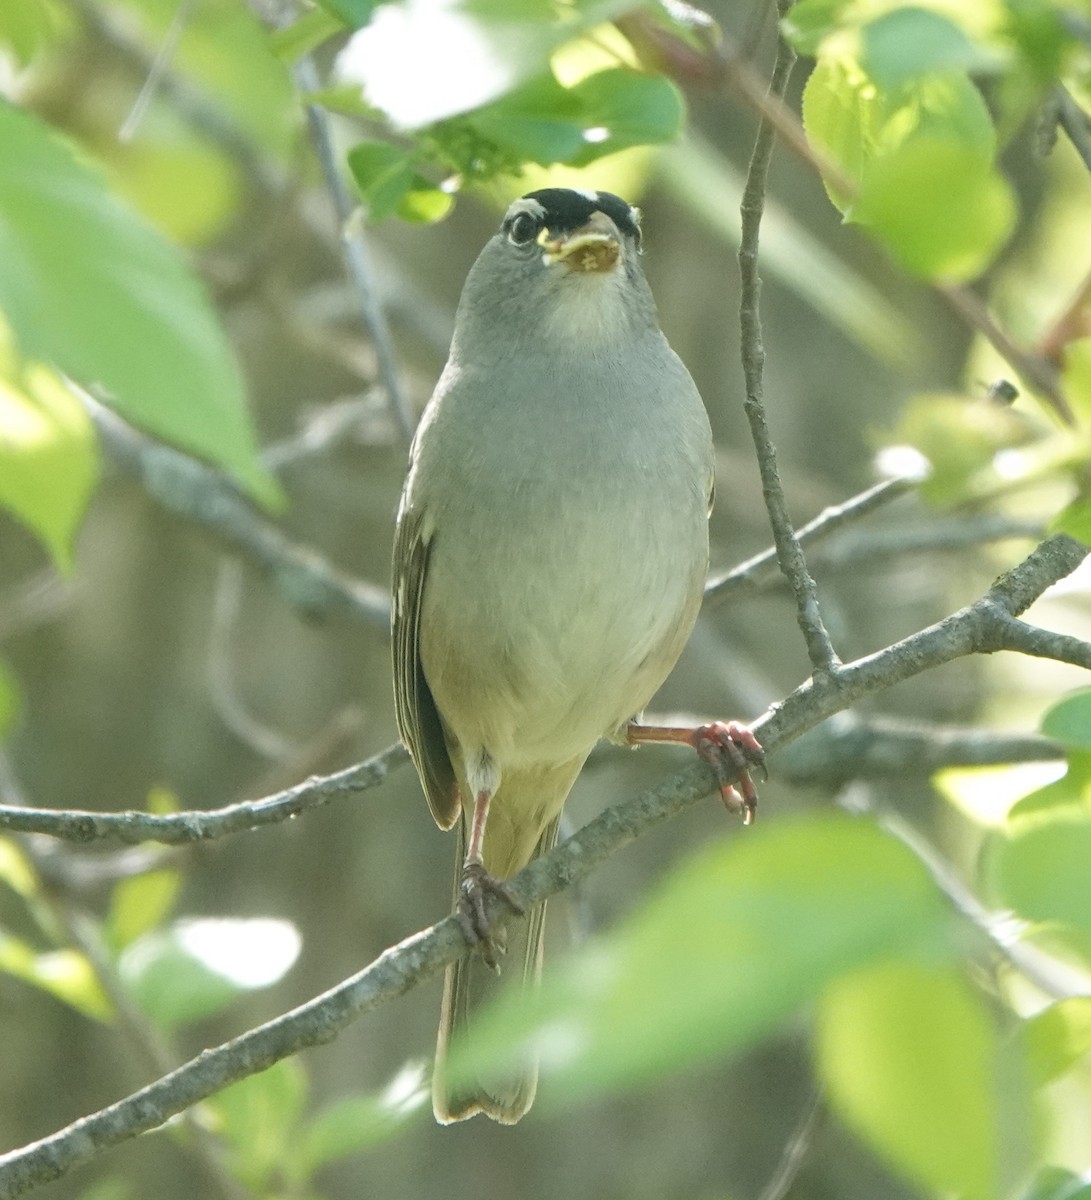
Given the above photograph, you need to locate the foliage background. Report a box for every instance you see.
[1,1,1091,1198]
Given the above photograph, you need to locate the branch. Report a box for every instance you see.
[88,401,391,630]
[0,743,409,845]
[1,534,1087,1195]
[736,0,839,673]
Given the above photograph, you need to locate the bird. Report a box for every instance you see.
[391,187,763,1125]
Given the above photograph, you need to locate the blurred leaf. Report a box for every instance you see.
[852,137,1016,281]
[295,1062,428,1177]
[210,1059,308,1192]
[0,354,99,572]
[0,932,113,1020]
[0,104,280,506]
[992,813,1091,937]
[0,836,37,899]
[449,813,950,1105]
[146,785,181,815]
[346,142,452,223]
[1007,753,1091,821]
[0,0,56,65]
[467,74,587,164]
[1053,497,1091,545]
[314,0,377,27]
[886,392,1031,506]
[1020,1166,1091,1200]
[107,869,183,950]
[103,137,240,247]
[76,1178,135,1200]
[269,7,346,61]
[1041,690,1091,751]
[780,0,849,55]
[817,962,1008,1200]
[569,69,684,164]
[335,0,626,128]
[0,658,20,740]
[861,7,1000,89]
[1063,337,1091,426]
[118,927,244,1030]
[1024,998,1091,1087]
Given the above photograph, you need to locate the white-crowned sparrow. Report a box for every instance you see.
[392,188,762,1124]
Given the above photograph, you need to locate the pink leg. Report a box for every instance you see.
[458,789,523,970]
[626,720,766,825]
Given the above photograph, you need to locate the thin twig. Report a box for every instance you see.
[0,535,1087,1196]
[755,1088,824,1200]
[293,56,415,440]
[0,743,410,845]
[737,2,839,674]
[705,475,915,606]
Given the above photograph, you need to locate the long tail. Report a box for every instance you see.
[432,817,560,1124]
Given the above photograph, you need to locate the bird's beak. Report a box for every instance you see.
[538,211,621,274]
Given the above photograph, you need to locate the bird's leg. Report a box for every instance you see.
[626,720,766,824]
[457,787,524,971]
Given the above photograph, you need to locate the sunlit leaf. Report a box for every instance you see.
[818,962,1011,1200]
[0,104,279,506]
[0,931,113,1020]
[335,0,625,128]
[0,0,56,65]
[1024,998,1091,1087]
[107,869,183,949]
[0,835,37,898]
[448,813,949,1105]
[852,138,1016,280]
[1008,754,1091,821]
[1063,337,1091,425]
[0,354,99,572]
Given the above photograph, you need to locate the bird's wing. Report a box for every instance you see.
[392,504,461,830]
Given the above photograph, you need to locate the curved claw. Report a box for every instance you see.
[691,721,766,825]
[456,861,524,971]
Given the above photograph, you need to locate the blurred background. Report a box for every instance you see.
[2,1,1090,1198]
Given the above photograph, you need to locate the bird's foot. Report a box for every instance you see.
[457,860,524,971]
[690,722,766,825]
[626,719,766,824]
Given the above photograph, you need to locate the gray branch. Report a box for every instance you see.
[0,743,409,845]
[1,534,1087,1196]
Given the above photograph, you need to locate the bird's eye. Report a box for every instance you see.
[506,212,541,246]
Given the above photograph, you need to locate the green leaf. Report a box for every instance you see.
[117,917,299,1029]
[448,813,949,1105]
[335,0,626,128]
[0,836,38,899]
[296,1062,428,1176]
[1062,337,1091,426]
[0,659,20,740]
[0,355,99,571]
[107,869,183,949]
[1007,754,1091,821]
[210,1059,308,1192]
[852,137,1016,280]
[467,74,587,165]
[1041,690,1091,751]
[269,7,346,61]
[1020,1165,1091,1200]
[0,0,56,66]
[817,962,1007,1200]
[315,0,378,27]
[0,103,280,506]
[570,69,685,165]
[780,0,850,56]
[347,142,416,220]
[0,931,113,1021]
[1024,998,1091,1087]
[1052,498,1091,545]
[992,814,1091,938]
[861,8,1000,89]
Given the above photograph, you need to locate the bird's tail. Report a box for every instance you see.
[432,817,560,1124]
